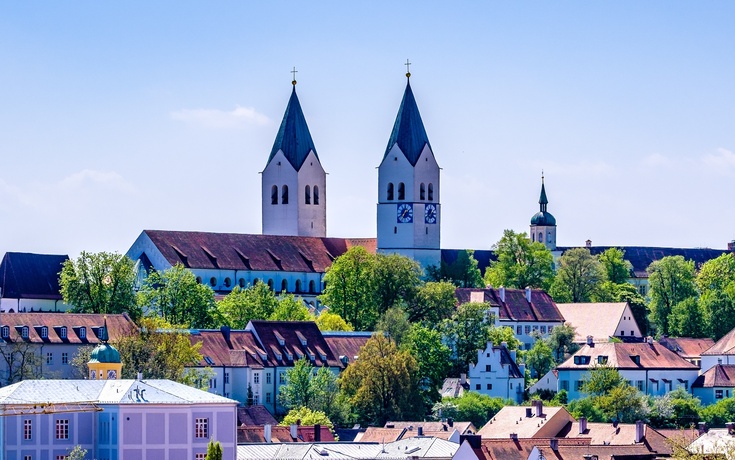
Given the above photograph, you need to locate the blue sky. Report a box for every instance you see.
[1,2,734,258]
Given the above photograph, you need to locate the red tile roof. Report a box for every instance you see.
[190,328,268,368]
[703,327,735,356]
[557,342,699,371]
[0,313,137,344]
[321,332,372,369]
[247,321,342,368]
[456,288,564,323]
[659,337,715,359]
[476,438,591,460]
[693,364,735,388]
[237,405,278,426]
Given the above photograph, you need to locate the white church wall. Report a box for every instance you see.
[296,151,326,237]
[262,150,299,236]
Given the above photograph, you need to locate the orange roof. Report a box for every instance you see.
[557,342,699,370]
[0,312,137,344]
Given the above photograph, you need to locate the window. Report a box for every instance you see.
[21,326,29,339]
[2,325,10,338]
[532,233,535,242]
[224,372,230,384]
[40,326,48,339]
[56,419,69,439]
[716,389,724,399]
[239,278,246,288]
[209,277,217,287]
[631,330,634,336]
[46,353,53,365]
[266,392,272,403]
[532,325,538,332]
[281,279,288,292]
[398,182,405,200]
[574,356,591,365]
[575,380,584,391]
[254,394,260,404]
[267,279,274,290]
[420,183,425,200]
[560,380,569,391]
[25,456,32,460]
[305,185,311,204]
[428,183,434,201]
[548,326,554,333]
[281,185,289,204]
[56,456,66,460]
[387,183,394,200]
[313,186,319,205]
[224,277,231,288]
[309,280,316,293]
[24,419,32,440]
[209,378,216,389]
[540,326,547,334]
[598,356,608,364]
[196,454,207,460]
[254,372,260,384]
[620,330,625,336]
[485,365,492,372]
[195,418,209,438]
[280,372,286,384]
[196,276,202,284]
[524,326,531,335]
[266,373,272,384]
[271,185,278,204]
[487,384,493,390]
[516,326,522,335]
[475,384,481,390]
[79,327,86,339]
[295,279,302,293]
[538,232,543,242]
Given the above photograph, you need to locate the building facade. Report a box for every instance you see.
[467,342,525,403]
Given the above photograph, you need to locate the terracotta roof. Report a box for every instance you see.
[0,252,68,300]
[534,443,656,459]
[247,321,341,368]
[659,336,715,359]
[189,328,268,368]
[357,427,406,442]
[703,327,735,356]
[557,342,699,370]
[556,303,636,342]
[0,313,137,344]
[559,422,671,454]
[655,428,701,446]
[237,405,278,426]
[475,438,591,460]
[385,421,476,435]
[141,230,375,273]
[456,287,564,323]
[477,405,574,438]
[320,332,372,369]
[238,425,293,443]
[693,364,735,388]
[295,425,335,442]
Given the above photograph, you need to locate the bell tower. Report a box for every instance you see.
[530,174,557,250]
[88,318,122,380]
[377,67,441,268]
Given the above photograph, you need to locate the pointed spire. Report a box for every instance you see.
[384,78,431,166]
[268,84,318,171]
[539,173,548,212]
[100,316,109,343]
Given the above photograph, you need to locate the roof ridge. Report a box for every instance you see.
[383,81,432,166]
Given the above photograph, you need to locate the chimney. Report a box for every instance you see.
[510,433,518,441]
[726,422,735,436]
[586,336,594,346]
[586,239,592,248]
[460,434,482,449]
[635,420,644,443]
[314,424,321,442]
[448,418,454,427]
[535,400,543,417]
[526,407,533,418]
[264,424,272,443]
[579,417,587,434]
[647,336,654,345]
[698,422,708,435]
[499,286,505,303]
[525,287,532,303]
[418,426,424,436]
[290,424,298,439]
[550,438,559,451]
[460,373,467,385]
[137,371,143,381]
[220,325,231,343]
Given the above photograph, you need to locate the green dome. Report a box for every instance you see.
[531,211,556,226]
[89,343,121,364]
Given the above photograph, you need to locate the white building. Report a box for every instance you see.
[555,302,643,343]
[0,252,71,313]
[468,342,524,403]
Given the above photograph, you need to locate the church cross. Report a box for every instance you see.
[291,66,298,85]
[405,59,411,78]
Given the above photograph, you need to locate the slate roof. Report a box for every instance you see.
[0,313,137,344]
[0,252,68,300]
[557,342,700,371]
[440,377,469,398]
[384,80,432,166]
[247,321,342,368]
[702,326,735,356]
[693,364,735,388]
[456,287,565,323]
[268,87,318,171]
[140,230,375,273]
[236,437,460,459]
[556,302,637,342]
[320,331,372,369]
[659,336,715,359]
[533,444,656,460]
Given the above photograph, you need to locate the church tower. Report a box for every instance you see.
[530,174,557,250]
[262,76,326,237]
[88,318,122,380]
[377,70,441,268]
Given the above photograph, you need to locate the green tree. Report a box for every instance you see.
[373,253,422,313]
[206,439,223,460]
[278,358,345,422]
[593,282,649,335]
[217,283,278,328]
[669,297,708,338]
[278,358,314,410]
[280,406,334,431]
[595,383,649,423]
[339,334,422,426]
[60,251,139,319]
[441,302,493,375]
[649,388,702,428]
[432,393,508,428]
[598,248,633,284]
[137,264,217,328]
[547,323,579,363]
[550,248,604,303]
[582,365,626,396]
[0,340,43,385]
[647,256,697,336]
[270,294,313,321]
[433,250,484,288]
[487,326,522,350]
[67,445,88,460]
[525,340,555,378]
[697,254,735,340]
[700,397,735,427]
[319,247,378,330]
[402,324,452,409]
[375,307,411,346]
[315,311,354,331]
[484,230,554,291]
[406,281,457,324]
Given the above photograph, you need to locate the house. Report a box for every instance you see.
[0,313,138,385]
[468,342,525,403]
[558,419,673,455]
[701,327,735,372]
[693,364,735,405]
[555,339,700,400]
[440,375,470,398]
[528,369,558,395]
[237,424,334,443]
[458,437,591,460]
[0,252,71,313]
[455,287,565,350]
[686,427,735,458]
[555,302,642,343]
[659,336,715,368]
[477,402,575,439]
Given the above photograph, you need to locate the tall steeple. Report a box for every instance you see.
[530,173,557,250]
[262,73,327,238]
[377,67,441,269]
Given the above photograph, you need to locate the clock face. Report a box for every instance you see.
[90,370,96,380]
[424,204,437,224]
[396,203,413,223]
[107,369,117,379]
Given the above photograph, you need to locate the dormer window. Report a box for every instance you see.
[1,325,9,339]
[573,356,590,365]
[79,327,86,339]
[274,332,285,346]
[598,356,608,365]
[286,352,293,361]
[21,326,29,339]
[59,327,67,339]
[40,327,48,339]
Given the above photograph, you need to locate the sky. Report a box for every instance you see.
[1,2,734,258]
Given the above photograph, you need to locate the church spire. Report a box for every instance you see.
[383,75,431,166]
[268,83,318,171]
[539,173,548,212]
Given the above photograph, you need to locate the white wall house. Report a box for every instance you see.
[693,364,735,405]
[701,327,735,373]
[468,342,524,403]
[556,302,643,343]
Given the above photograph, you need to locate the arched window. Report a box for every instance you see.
[281,279,288,292]
[281,185,289,204]
[398,182,405,200]
[295,279,302,293]
[532,233,535,242]
[387,183,394,200]
[538,232,543,242]
[428,183,434,201]
[210,277,217,287]
[224,277,232,288]
[548,232,552,243]
[313,186,319,205]
[305,185,311,205]
[238,278,246,288]
[267,279,274,290]
[196,276,202,284]
[420,183,426,200]
[271,185,278,205]
[253,278,260,285]
[309,280,316,293]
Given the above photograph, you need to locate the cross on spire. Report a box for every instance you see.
[405,59,411,78]
[291,66,298,86]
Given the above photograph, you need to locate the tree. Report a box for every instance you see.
[319,247,378,330]
[0,340,43,385]
[339,334,422,426]
[441,302,493,375]
[525,340,555,379]
[372,253,422,313]
[278,358,345,422]
[137,264,217,328]
[375,307,411,346]
[433,250,484,288]
[67,445,88,460]
[206,439,223,460]
[60,251,139,319]
[647,256,697,336]
[484,230,554,291]
[402,324,452,409]
[280,407,334,431]
[217,283,278,328]
[595,383,649,423]
[406,281,457,324]
[669,297,708,338]
[487,326,522,350]
[582,365,626,396]
[432,393,508,428]
[551,248,604,303]
[270,294,313,321]
[649,388,702,428]
[278,358,314,410]
[315,311,354,331]
[697,254,735,340]
[547,323,579,363]
[598,248,633,284]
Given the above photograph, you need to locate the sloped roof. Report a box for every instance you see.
[141,230,375,273]
[0,313,137,344]
[557,342,699,371]
[356,427,406,442]
[456,287,564,323]
[475,438,591,460]
[247,321,341,368]
[534,444,656,460]
[693,364,735,388]
[236,438,460,459]
[559,422,671,453]
[477,405,574,438]
[659,336,715,359]
[702,326,735,356]
[320,331,372,369]
[440,377,468,398]
[556,303,633,342]
[385,421,476,435]
[0,252,68,300]
[384,80,432,166]
[268,87,318,171]
[189,329,268,368]
[237,405,278,426]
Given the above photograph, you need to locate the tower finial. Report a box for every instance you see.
[291,66,298,86]
[405,59,411,79]
[542,169,544,184]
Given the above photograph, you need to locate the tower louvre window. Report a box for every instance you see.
[420,183,425,200]
[295,279,302,293]
[281,185,289,204]
[387,183,394,201]
[313,185,319,205]
[309,280,316,293]
[281,279,288,292]
[428,183,434,201]
[538,232,543,242]
[271,185,278,204]
[267,279,274,290]
[398,182,405,200]
[305,185,311,204]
